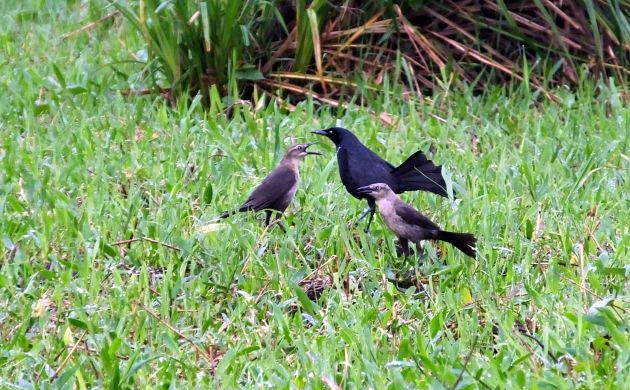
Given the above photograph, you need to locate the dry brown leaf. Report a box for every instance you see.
[32,293,52,318]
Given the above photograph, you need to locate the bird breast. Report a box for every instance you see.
[286,173,299,201]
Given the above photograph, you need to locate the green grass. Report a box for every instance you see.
[1,1,629,388]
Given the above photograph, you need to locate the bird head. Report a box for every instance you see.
[285,142,321,159]
[355,183,393,199]
[311,127,356,147]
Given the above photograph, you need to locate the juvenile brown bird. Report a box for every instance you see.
[220,143,320,225]
[356,183,476,258]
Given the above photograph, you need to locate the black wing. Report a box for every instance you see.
[395,201,441,230]
[241,165,297,212]
[337,145,397,198]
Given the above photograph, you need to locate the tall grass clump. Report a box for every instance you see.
[111,0,279,104]
[111,0,630,107]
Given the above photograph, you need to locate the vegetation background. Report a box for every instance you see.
[1,0,629,388]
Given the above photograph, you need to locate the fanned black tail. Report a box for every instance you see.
[436,231,477,258]
[391,150,447,197]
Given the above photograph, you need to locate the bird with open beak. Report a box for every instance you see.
[220,142,321,226]
[356,183,476,259]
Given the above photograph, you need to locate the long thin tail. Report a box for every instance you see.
[436,231,477,258]
[391,150,447,197]
[219,210,236,219]
[218,204,251,219]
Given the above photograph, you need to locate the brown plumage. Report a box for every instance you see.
[356,183,476,258]
[220,143,320,225]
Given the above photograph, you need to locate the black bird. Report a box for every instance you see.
[313,127,447,232]
[356,183,476,258]
[220,143,320,225]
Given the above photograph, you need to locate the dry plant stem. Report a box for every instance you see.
[259,79,396,127]
[321,375,342,390]
[262,27,297,75]
[560,275,601,301]
[334,8,385,55]
[578,243,589,311]
[112,237,181,252]
[61,11,120,40]
[520,333,558,363]
[452,335,478,390]
[140,303,215,367]
[395,5,446,69]
[541,0,582,30]
[50,330,87,380]
[302,255,337,282]
[240,219,281,274]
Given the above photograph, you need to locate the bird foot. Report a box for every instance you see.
[395,245,410,258]
[395,241,414,258]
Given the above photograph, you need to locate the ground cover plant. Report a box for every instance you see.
[111,0,630,107]
[1,0,629,388]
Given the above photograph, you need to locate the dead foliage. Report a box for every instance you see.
[106,0,630,108]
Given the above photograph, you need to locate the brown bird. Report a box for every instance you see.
[356,183,476,258]
[220,143,320,225]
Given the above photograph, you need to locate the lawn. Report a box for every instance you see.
[1,1,629,388]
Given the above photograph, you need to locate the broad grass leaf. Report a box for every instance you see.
[236,66,264,81]
[202,182,213,205]
[68,318,89,330]
[54,364,80,390]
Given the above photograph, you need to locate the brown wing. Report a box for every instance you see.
[395,200,441,230]
[240,165,297,212]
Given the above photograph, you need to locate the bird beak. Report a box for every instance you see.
[304,142,321,155]
[311,130,328,136]
[355,185,374,195]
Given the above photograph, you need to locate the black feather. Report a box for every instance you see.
[390,150,447,197]
[436,231,477,258]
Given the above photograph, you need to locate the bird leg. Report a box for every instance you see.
[395,238,411,257]
[265,211,287,232]
[355,205,372,222]
[355,199,376,233]
[364,208,376,233]
[415,242,427,265]
[264,210,273,226]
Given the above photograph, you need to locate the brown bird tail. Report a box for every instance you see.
[391,151,447,197]
[437,231,476,258]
